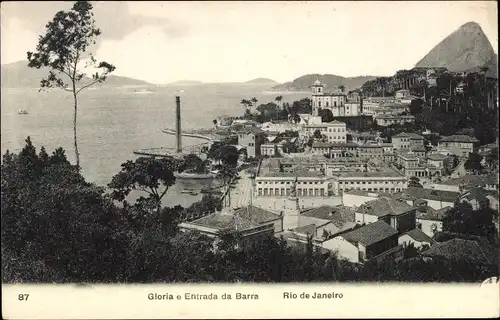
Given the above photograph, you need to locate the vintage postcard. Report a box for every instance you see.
[1,1,499,319]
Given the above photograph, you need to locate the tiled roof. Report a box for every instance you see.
[233,205,281,225]
[393,132,425,140]
[341,220,398,246]
[190,212,259,230]
[292,224,317,236]
[405,187,460,203]
[422,238,496,265]
[402,228,436,244]
[460,187,498,203]
[416,206,452,221]
[440,174,499,186]
[240,127,266,135]
[356,197,415,217]
[411,146,427,152]
[312,141,333,148]
[338,170,405,178]
[427,153,448,161]
[439,135,479,143]
[261,171,324,178]
[301,205,355,228]
[359,144,383,149]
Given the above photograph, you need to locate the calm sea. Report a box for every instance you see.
[1,84,308,206]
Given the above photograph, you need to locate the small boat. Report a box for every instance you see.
[174,171,216,180]
[17,109,28,115]
[189,191,198,196]
[181,188,196,194]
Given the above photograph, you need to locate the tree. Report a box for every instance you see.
[464,152,484,174]
[251,97,258,109]
[108,157,178,218]
[408,176,423,188]
[180,154,206,173]
[275,95,283,108]
[240,99,250,112]
[2,138,130,283]
[212,119,218,128]
[27,1,115,169]
[293,113,301,124]
[313,129,322,140]
[319,108,334,122]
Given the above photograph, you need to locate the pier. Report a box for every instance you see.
[133,142,210,158]
[133,95,213,158]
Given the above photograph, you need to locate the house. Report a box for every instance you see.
[395,89,411,99]
[415,206,451,237]
[260,143,277,157]
[311,141,333,155]
[375,115,415,127]
[421,238,498,266]
[398,228,436,249]
[232,205,284,233]
[426,153,448,168]
[437,135,479,157]
[355,197,417,233]
[178,210,276,249]
[300,205,357,235]
[459,187,498,210]
[401,187,460,210]
[392,132,425,150]
[303,120,347,143]
[429,174,499,192]
[237,127,266,158]
[322,220,400,264]
[357,143,384,158]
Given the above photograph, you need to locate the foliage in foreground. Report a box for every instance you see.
[2,139,496,283]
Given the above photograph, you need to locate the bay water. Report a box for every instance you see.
[1,84,308,206]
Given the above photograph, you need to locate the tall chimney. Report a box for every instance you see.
[175,96,182,153]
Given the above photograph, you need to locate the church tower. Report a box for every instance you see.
[311,76,324,116]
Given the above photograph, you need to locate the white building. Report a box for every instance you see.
[303,121,347,143]
[310,79,347,117]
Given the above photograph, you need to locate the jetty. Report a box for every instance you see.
[133,96,212,158]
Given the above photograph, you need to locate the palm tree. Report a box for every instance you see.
[240,99,249,111]
[251,97,258,109]
[275,95,283,109]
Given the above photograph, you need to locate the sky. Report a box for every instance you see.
[1,1,498,84]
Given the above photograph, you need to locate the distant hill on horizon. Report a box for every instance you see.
[167,80,205,86]
[415,21,498,78]
[271,74,379,92]
[244,78,278,85]
[1,60,152,89]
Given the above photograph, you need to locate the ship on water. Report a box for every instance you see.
[17,109,28,115]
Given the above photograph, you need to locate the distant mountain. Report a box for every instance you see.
[244,78,278,85]
[168,80,204,86]
[1,60,152,88]
[271,74,378,92]
[415,22,497,77]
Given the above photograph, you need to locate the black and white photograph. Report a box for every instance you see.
[1,1,499,317]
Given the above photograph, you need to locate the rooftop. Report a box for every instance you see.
[189,211,259,231]
[427,153,448,161]
[232,205,281,224]
[404,187,461,203]
[416,206,452,221]
[357,197,415,217]
[301,205,355,229]
[292,224,317,236]
[312,141,334,148]
[439,135,479,143]
[341,220,399,246]
[402,228,436,244]
[338,169,405,178]
[422,238,497,265]
[261,171,325,178]
[439,174,498,186]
